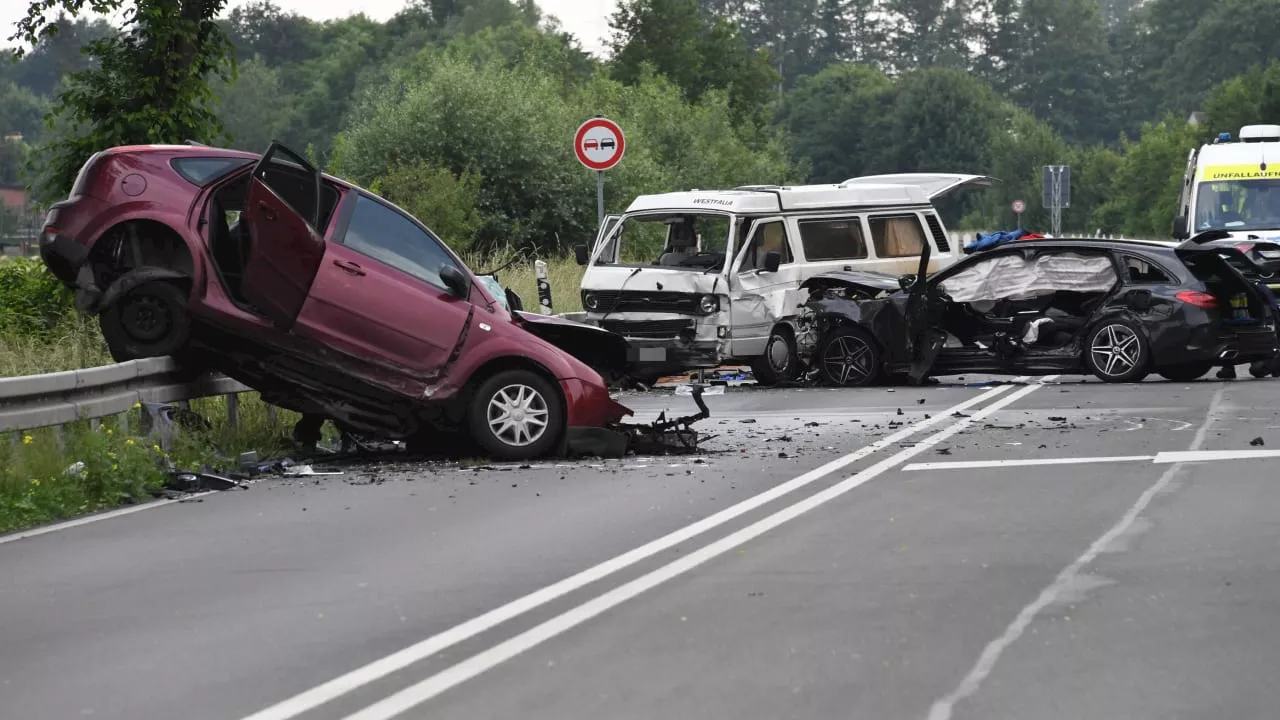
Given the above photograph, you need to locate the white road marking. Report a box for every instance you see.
[926,386,1226,720]
[1154,449,1280,463]
[0,492,217,546]
[902,455,1154,472]
[238,380,1030,720]
[336,379,1057,720]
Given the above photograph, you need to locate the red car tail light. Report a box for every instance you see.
[1176,290,1218,309]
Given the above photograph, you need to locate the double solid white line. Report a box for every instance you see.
[242,377,1054,720]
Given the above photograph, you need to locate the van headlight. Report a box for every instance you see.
[699,295,719,313]
[583,292,599,310]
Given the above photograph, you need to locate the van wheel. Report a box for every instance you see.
[817,326,882,387]
[751,328,798,386]
[99,281,191,362]
[468,369,564,461]
[1085,320,1150,383]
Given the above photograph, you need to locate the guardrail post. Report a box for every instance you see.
[266,404,277,425]
[52,425,64,454]
[117,410,130,435]
[226,392,240,430]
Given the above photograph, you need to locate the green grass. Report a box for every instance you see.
[0,393,304,534]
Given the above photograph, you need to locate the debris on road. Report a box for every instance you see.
[1251,436,1266,446]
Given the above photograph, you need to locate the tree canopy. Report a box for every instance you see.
[4,0,1279,246]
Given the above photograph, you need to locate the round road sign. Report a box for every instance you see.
[1012,199,1027,213]
[574,117,626,172]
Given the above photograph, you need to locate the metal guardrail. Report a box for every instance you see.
[0,357,253,437]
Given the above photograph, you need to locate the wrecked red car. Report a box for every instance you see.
[39,142,646,460]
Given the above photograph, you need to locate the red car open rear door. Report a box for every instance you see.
[241,142,326,330]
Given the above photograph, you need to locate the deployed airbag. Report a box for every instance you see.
[941,252,1117,303]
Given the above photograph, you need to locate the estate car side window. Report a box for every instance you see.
[740,220,794,271]
[341,194,461,290]
[868,215,927,258]
[1120,254,1173,284]
[798,217,868,261]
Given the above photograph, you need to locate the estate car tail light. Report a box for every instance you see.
[1175,290,1219,309]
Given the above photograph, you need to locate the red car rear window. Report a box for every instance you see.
[171,157,254,186]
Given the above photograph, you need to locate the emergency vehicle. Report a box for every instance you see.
[1174,124,1280,242]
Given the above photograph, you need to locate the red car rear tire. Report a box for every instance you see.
[468,369,565,461]
[99,281,191,362]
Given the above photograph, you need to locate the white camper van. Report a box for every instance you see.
[573,174,995,384]
[1175,124,1280,241]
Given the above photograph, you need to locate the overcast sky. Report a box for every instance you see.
[2,0,618,56]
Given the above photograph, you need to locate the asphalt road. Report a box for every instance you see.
[4,373,1280,720]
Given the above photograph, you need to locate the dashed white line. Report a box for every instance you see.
[336,378,1056,720]
[926,386,1226,720]
[239,380,1030,720]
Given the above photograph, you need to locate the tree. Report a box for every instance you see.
[779,63,893,182]
[339,59,799,252]
[1095,115,1200,237]
[608,0,779,125]
[9,15,116,97]
[882,0,976,71]
[11,0,236,203]
[1203,62,1280,138]
[1158,0,1280,113]
[213,57,289,153]
[1002,0,1118,145]
[812,0,849,67]
[225,0,319,67]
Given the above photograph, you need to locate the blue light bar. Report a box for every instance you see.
[1219,132,1233,142]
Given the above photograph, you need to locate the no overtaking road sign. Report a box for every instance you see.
[575,117,625,172]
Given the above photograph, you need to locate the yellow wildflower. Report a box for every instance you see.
[107,452,117,460]
[133,402,142,409]
[30,479,39,487]
[125,439,135,446]
[153,444,162,453]
[22,435,33,445]
[105,428,113,436]
[112,464,119,471]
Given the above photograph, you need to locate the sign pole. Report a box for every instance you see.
[574,116,626,232]
[596,170,605,227]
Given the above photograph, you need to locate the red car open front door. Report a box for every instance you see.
[241,142,326,330]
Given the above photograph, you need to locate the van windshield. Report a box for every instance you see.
[1195,180,1280,232]
[594,213,732,271]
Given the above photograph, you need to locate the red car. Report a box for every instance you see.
[39,142,635,460]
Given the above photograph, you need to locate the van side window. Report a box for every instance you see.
[1120,254,1173,283]
[868,215,928,258]
[797,217,867,260]
[740,220,794,271]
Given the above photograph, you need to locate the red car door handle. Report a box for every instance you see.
[257,201,277,221]
[333,259,365,276]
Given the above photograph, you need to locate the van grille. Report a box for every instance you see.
[600,319,695,339]
[584,290,702,314]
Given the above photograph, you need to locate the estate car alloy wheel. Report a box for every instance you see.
[1085,320,1150,383]
[468,369,564,461]
[817,326,882,387]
